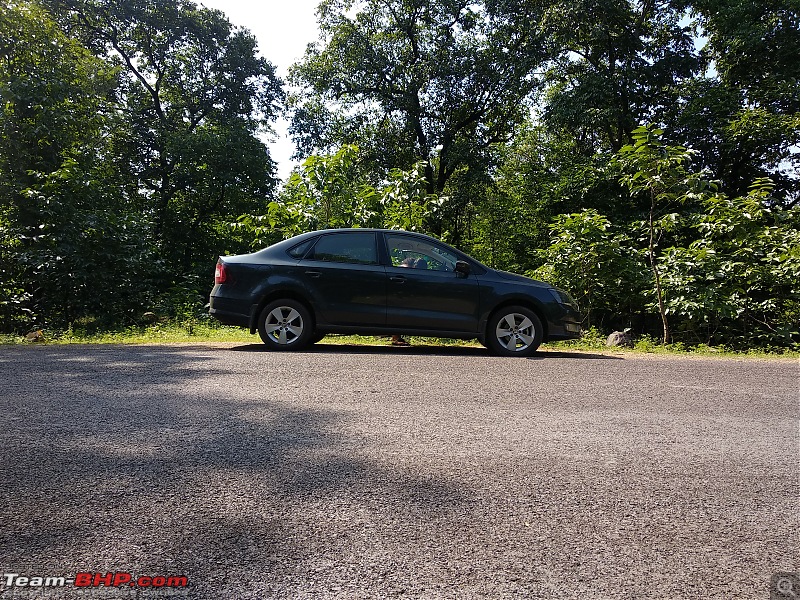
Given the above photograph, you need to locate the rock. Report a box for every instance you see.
[25,330,44,343]
[141,311,158,324]
[606,329,633,347]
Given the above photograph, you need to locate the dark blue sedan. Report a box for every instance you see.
[210,229,581,356]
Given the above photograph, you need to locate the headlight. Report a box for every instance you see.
[548,288,579,312]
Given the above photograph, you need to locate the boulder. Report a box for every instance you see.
[606,329,633,347]
[25,330,44,343]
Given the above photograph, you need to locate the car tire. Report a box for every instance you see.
[486,306,543,357]
[258,300,314,350]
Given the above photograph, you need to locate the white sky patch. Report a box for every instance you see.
[200,0,321,180]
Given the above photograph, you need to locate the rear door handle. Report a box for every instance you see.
[389,275,406,283]
[305,270,321,278]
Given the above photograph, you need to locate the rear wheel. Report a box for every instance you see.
[486,306,543,357]
[258,300,313,350]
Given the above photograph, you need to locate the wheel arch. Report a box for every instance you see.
[485,299,549,341]
[249,290,316,334]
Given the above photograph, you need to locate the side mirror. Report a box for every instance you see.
[454,260,471,277]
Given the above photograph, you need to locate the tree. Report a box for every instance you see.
[0,0,151,329]
[49,0,284,275]
[690,0,799,114]
[290,0,552,238]
[614,125,704,344]
[474,121,632,272]
[671,0,800,206]
[1,0,285,330]
[0,0,115,226]
[541,0,700,153]
[474,0,701,271]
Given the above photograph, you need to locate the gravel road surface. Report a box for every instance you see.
[0,343,797,599]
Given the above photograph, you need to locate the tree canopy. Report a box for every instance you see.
[290,0,551,194]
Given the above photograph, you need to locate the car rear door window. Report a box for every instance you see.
[307,232,378,265]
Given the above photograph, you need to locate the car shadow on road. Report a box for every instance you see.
[228,342,621,360]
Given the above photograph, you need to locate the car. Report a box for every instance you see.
[209,229,581,356]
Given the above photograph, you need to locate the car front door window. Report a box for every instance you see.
[386,235,459,271]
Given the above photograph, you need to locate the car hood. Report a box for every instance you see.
[491,270,549,288]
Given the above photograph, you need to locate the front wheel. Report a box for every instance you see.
[486,306,543,357]
[258,300,313,350]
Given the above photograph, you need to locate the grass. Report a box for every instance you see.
[544,327,800,359]
[0,322,253,345]
[0,322,480,349]
[2,322,797,359]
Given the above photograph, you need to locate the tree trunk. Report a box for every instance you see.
[649,193,670,344]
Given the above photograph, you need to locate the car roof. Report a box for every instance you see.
[313,228,413,234]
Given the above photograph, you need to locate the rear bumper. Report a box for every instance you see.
[209,295,250,328]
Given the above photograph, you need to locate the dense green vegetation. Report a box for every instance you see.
[2,0,798,349]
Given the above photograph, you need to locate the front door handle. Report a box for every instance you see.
[305,270,321,278]
[389,275,406,283]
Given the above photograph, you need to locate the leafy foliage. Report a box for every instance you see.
[659,179,800,346]
[530,210,648,329]
[380,162,444,233]
[532,131,800,348]
[234,146,443,244]
[282,145,381,232]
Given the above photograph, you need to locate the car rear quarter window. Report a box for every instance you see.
[306,232,378,265]
[287,237,317,259]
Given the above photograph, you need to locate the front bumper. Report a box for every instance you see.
[547,319,582,341]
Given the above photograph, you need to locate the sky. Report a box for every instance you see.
[199,0,322,180]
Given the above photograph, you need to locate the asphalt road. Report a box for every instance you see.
[0,342,797,599]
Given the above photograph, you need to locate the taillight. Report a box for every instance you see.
[214,260,227,284]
